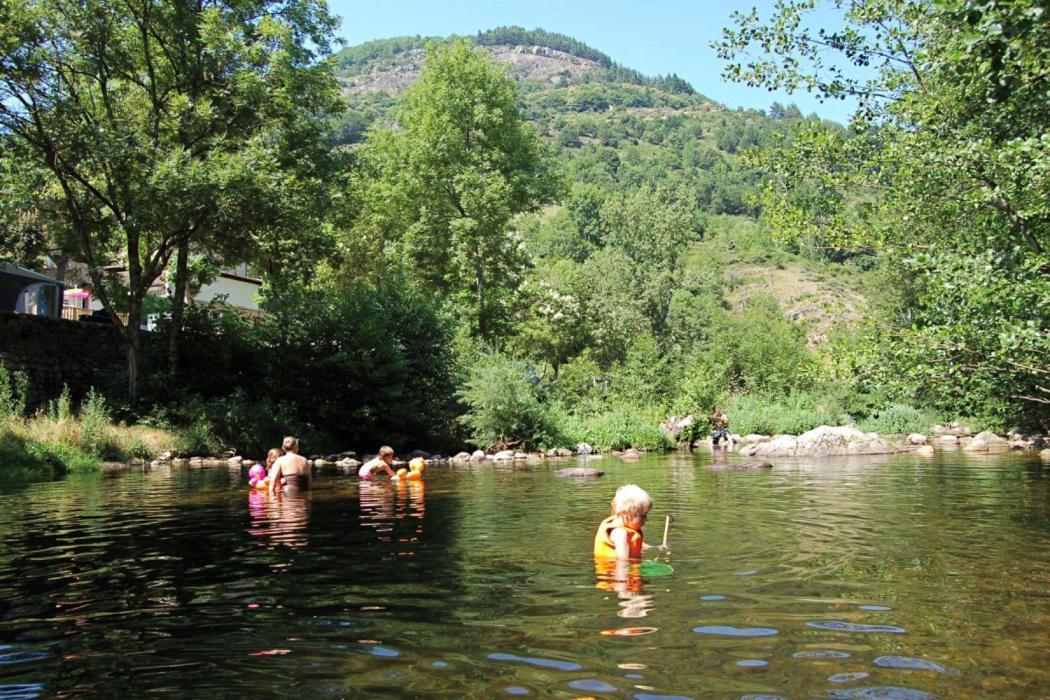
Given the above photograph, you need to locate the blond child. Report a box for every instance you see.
[358,445,396,479]
[593,484,655,560]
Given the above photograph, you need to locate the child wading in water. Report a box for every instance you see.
[711,407,733,450]
[594,484,656,560]
[358,445,397,479]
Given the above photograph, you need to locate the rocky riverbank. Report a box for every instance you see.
[142,423,1049,472]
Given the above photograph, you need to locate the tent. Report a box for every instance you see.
[0,262,64,319]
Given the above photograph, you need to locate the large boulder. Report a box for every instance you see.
[492,450,516,461]
[907,433,928,445]
[470,450,487,462]
[963,430,1011,453]
[742,434,771,445]
[1041,448,1050,461]
[576,442,593,455]
[739,426,898,457]
[451,451,472,463]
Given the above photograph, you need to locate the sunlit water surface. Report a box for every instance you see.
[0,450,1048,698]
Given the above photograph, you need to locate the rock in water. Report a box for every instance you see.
[963,430,1011,453]
[555,467,605,478]
[739,426,898,457]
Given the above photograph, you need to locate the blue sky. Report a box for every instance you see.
[328,0,857,123]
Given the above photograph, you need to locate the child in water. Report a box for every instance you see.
[594,484,655,560]
[358,445,397,479]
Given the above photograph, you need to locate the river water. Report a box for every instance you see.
[0,450,1047,698]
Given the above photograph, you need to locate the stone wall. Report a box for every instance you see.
[0,312,128,409]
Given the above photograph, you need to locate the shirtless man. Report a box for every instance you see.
[268,436,311,492]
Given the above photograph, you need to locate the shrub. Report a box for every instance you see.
[0,361,28,418]
[712,295,818,395]
[726,392,850,436]
[79,388,114,458]
[459,353,563,450]
[857,404,936,435]
[559,403,671,451]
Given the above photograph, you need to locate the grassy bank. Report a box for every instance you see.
[0,366,179,481]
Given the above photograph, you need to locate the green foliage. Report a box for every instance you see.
[726,392,850,437]
[172,414,227,458]
[857,404,933,435]
[26,439,99,474]
[150,273,460,455]
[0,361,28,419]
[710,295,818,395]
[354,39,560,339]
[458,352,562,450]
[718,0,1050,429]
[558,404,671,451]
[78,389,112,458]
[0,0,344,398]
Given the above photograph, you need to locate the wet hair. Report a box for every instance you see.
[612,484,653,517]
[282,436,299,452]
[378,445,394,459]
[265,448,283,468]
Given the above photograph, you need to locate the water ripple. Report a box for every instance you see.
[806,621,907,634]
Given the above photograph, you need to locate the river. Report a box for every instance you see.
[0,450,1047,697]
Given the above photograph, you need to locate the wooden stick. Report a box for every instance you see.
[661,514,671,549]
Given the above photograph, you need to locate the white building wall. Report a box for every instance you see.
[195,275,261,311]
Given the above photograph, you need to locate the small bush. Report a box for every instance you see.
[459,353,563,450]
[857,404,935,434]
[173,418,226,457]
[27,440,99,473]
[79,388,114,458]
[559,404,671,451]
[726,392,849,436]
[0,361,28,418]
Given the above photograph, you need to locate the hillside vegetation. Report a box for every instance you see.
[3,7,1043,459]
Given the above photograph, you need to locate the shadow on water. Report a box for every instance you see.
[0,450,1048,696]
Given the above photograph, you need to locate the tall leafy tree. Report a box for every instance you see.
[0,0,341,399]
[716,0,1049,427]
[354,39,559,339]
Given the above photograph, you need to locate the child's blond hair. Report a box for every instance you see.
[612,484,652,517]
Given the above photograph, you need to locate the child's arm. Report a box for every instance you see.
[267,463,282,493]
[610,528,633,560]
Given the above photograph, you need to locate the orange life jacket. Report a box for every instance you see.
[593,515,643,559]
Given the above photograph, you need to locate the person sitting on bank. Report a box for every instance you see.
[594,484,656,561]
[358,446,397,479]
[711,407,733,450]
[268,436,310,492]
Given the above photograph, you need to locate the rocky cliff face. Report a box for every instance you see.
[340,44,607,95]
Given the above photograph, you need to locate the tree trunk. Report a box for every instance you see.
[475,258,486,340]
[168,236,190,374]
[54,255,69,284]
[125,299,142,403]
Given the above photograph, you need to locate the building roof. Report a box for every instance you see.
[0,262,64,286]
